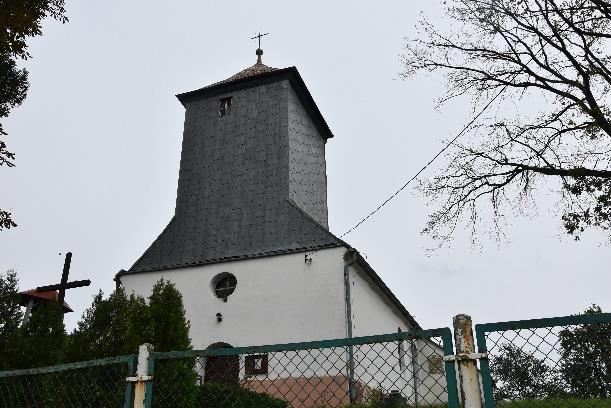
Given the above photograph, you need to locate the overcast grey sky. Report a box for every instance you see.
[1,0,609,331]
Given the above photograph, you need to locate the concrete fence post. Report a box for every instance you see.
[453,314,483,408]
[129,343,154,408]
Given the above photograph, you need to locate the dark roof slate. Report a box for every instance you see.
[121,200,343,274]
[205,61,278,89]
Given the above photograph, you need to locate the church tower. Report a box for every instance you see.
[117,47,420,365]
[126,48,342,273]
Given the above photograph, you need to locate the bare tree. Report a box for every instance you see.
[403,0,611,241]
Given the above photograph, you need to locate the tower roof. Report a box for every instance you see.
[176,54,333,140]
[207,62,278,88]
[205,49,278,89]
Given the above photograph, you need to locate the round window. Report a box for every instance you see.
[212,273,237,299]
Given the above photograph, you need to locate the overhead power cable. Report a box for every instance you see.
[305,86,507,260]
[336,87,507,240]
[305,85,507,262]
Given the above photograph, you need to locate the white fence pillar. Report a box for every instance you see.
[129,343,154,408]
[453,314,483,408]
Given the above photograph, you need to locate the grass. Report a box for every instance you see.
[342,398,611,408]
[495,398,611,408]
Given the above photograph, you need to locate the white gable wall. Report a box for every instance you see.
[348,263,448,404]
[119,247,347,349]
[348,263,413,337]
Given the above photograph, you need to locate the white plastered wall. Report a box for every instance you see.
[348,263,448,405]
[119,247,347,350]
[119,246,448,403]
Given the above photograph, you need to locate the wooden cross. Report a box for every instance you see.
[251,32,269,49]
[36,252,91,310]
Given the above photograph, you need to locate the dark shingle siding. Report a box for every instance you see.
[288,86,329,228]
[127,78,340,274]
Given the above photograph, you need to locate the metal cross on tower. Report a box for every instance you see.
[251,32,269,49]
[36,252,91,310]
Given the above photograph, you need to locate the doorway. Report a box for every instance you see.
[204,342,239,385]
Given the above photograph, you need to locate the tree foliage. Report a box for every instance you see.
[490,305,610,400]
[490,343,563,399]
[558,304,611,397]
[146,279,196,407]
[18,299,66,369]
[0,273,197,406]
[147,278,191,352]
[404,0,611,241]
[0,0,68,59]
[0,0,68,230]
[64,288,150,362]
[0,269,23,369]
[0,272,193,370]
[66,279,191,362]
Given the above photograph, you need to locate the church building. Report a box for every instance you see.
[116,46,446,405]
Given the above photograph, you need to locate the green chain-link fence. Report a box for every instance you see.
[0,355,136,408]
[2,313,607,407]
[0,329,459,408]
[475,313,611,408]
[150,329,459,408]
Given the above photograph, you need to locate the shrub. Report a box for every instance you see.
[198,382,288,408]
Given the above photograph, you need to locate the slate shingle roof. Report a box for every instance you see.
[205,61,278,89]
[123,201,342,274]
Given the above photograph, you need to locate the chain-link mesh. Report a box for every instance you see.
[152,334,453,408]
[0,360,131,408]
[482,319,611,407]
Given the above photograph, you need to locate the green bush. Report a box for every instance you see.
[198,382,288,408]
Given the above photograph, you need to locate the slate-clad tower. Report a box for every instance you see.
[127,50,341,273]
[116,51,441,407]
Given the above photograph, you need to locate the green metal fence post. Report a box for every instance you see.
[144,349,155,408]
[124,354,138,408]
[474,324,495,408]
[441,327,460,408]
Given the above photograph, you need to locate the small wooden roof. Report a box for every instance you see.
[18,289,73,313]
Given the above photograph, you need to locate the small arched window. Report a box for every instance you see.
[211,273,237,299]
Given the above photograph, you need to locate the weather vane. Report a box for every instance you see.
[251,32,269,49]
